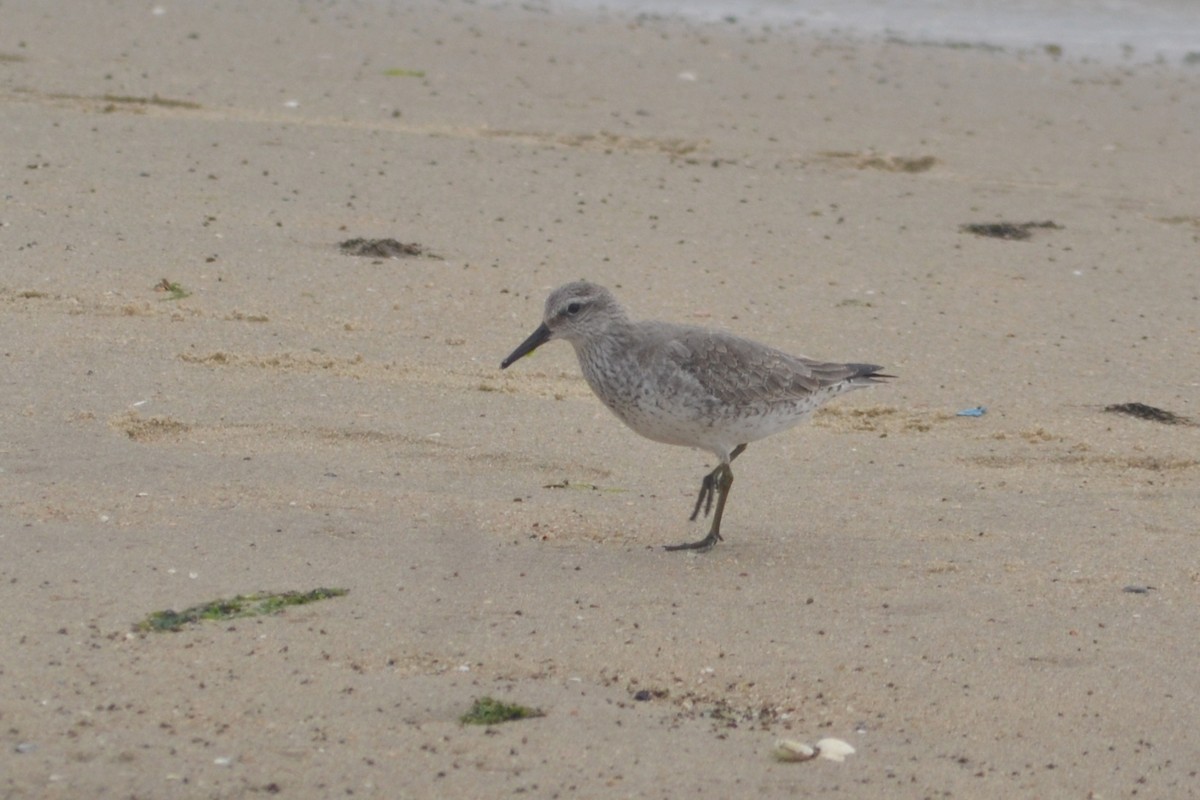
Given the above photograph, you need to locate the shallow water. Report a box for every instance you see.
[558,0,1200,64]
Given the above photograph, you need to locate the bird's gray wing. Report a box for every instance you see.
[634,324,876,407]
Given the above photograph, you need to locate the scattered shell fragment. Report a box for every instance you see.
[773,736,857,763]
[815,738,857,762]
[773,739,817,762]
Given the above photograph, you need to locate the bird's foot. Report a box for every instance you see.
[664,529,722,553]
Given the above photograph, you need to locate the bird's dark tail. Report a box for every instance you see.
[846,363,894,384]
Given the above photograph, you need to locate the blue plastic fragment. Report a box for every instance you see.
[956,406,987,417]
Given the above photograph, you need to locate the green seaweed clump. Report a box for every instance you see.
[154,278,191,300]
[137,588,348,632]
[460,696,544,725]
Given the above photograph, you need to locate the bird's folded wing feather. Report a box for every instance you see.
[634,325,860,405]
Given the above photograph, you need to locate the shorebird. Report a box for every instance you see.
[500,281,890,551]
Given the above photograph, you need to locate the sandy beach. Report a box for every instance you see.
[2,1,1199,796]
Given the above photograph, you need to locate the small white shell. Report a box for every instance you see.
[773,739,817,762]
[815,738,856,762]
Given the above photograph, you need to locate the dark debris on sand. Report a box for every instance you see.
[959,221,1062,241]
[1104,402,1195,426]
[338,238,440,259]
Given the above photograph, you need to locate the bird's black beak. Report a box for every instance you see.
[500,323,552,369]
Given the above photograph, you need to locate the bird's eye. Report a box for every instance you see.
[566,302,582,315]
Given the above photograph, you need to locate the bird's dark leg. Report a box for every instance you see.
[667,461,736,553]
[688,444,746,521]
[688,466,719,522]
